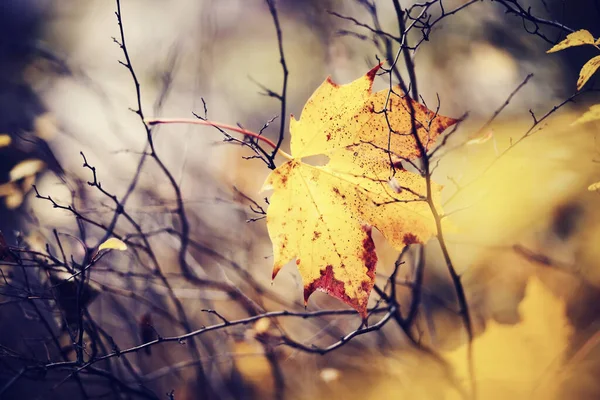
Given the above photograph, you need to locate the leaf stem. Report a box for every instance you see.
[145,118,293,160]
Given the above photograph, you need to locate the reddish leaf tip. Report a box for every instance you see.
[272,265,282,280]
[366,63,382,82]
[325,76,340,88]
[303,264,370,317]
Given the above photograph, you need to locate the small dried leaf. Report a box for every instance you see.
[0,134,11,148]
[577,55,600,90]
[9,159,45,182]
[572,104,600,125]
[466,129,494,145]
[547,29,596,53]
[98,237,128,251]
[588,181,600,191]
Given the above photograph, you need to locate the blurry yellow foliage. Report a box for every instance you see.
[9,159,45,182]
[233,341,274,398]
[443,277,572,400]
[0,134,11,148]
[574,104,600,126]
[588,181,600,192]
[293,278,573,400]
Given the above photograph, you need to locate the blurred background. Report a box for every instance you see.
[1,0,600,399]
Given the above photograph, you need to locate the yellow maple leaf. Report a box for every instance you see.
[263,65,457,316]
[547,29,597,53]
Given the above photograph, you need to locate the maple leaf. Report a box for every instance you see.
[262,65,457,316]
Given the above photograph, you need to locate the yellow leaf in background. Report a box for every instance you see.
[572,104,600,125]
[0,134,11,148]
[588,181,600,191]
[233,341,273,397]
[577,55,600,90]
[263,65,457,316]
[98,237,128,251]
[320,368,341,383]
[33,112,58,140]
[0,182,18,197]
[9,159,45,182]
[444,277,572,400]
[0,182,22,209]
[253,318,271,334]
[547,29,596,53]
[5,190,24,210]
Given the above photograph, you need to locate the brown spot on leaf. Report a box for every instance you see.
[296,259,301,265]
[360,280,371,293]
[326,133,331,141]
[312,231,321,241]
[332,187,346,199]
[403,233,419,245]
[360,225,377,280]
[392,160,405,171]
